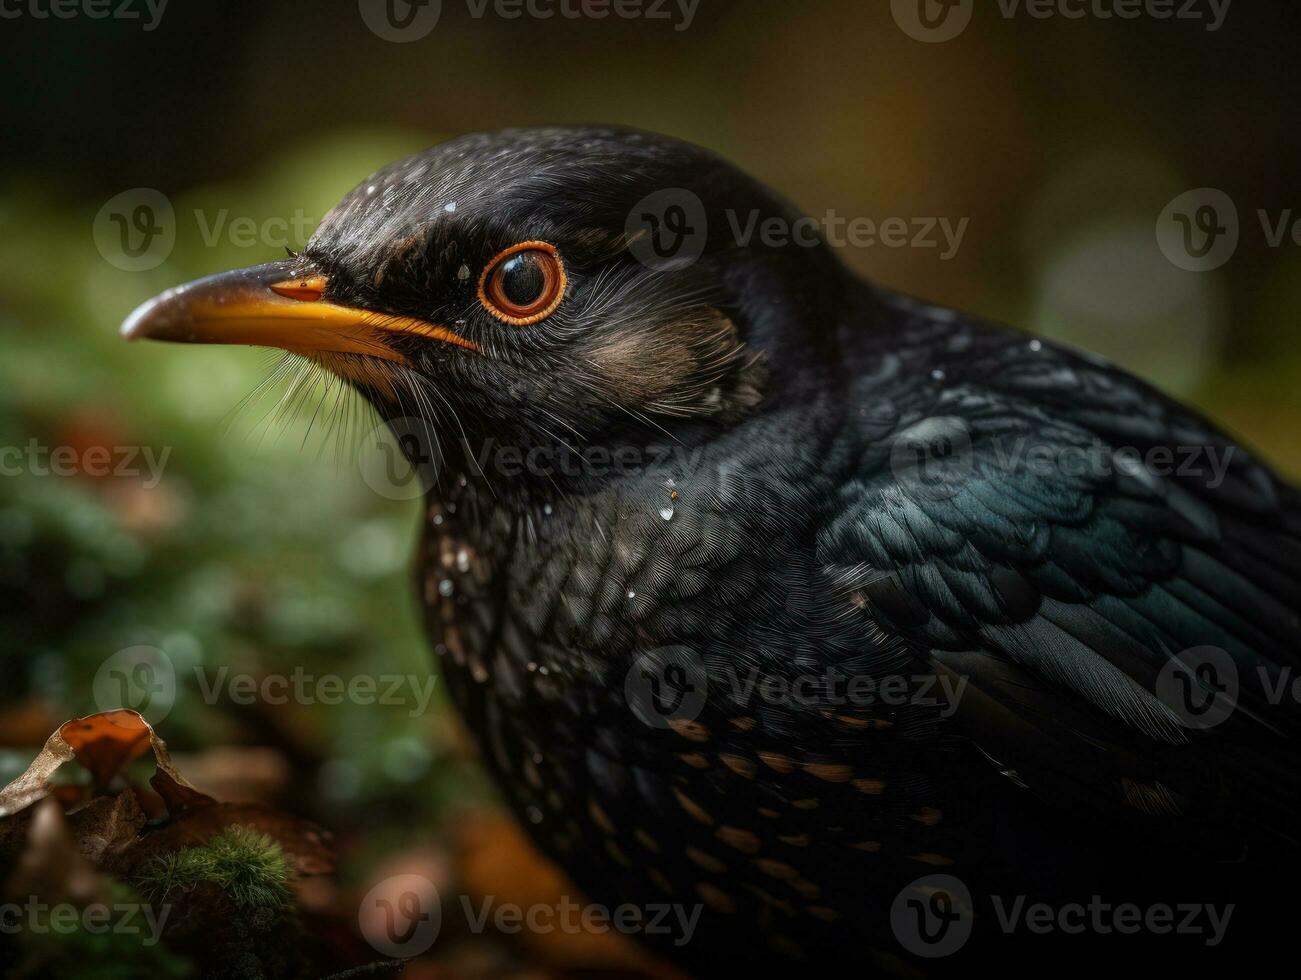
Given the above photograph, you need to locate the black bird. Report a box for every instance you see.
[123,128,1301,972]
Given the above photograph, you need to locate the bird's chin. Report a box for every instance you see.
[295,350,409,404]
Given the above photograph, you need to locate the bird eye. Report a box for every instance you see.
[479,242,566,325]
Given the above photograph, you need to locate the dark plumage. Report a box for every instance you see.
[125,127,1301,972]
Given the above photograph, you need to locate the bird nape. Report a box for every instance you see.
[122,127,1301,973]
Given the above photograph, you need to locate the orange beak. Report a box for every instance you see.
[120,260,478,362]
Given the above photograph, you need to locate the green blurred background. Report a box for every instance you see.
[0,0,1298,968]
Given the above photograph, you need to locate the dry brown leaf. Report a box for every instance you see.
[68,791,148,866]
[149,767,217,814]
[0,709,205,819]
[0,723,76,818]
[58,709,153,789]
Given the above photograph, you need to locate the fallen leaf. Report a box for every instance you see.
[58,709,153,790]
[0,709,206,818]
[68,791,148,865]
[0,724,76,818]
[149,768,217,815]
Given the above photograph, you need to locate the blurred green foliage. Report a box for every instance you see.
[0,134,489,836]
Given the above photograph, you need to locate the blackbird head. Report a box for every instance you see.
[123,127,847,488]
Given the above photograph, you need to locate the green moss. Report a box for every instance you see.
[139,826,294,915]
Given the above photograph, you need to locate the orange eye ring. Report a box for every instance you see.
[478,241,567,326]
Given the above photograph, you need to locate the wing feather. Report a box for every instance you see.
[820,300,1301,845]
